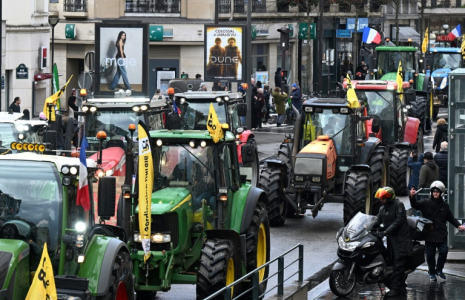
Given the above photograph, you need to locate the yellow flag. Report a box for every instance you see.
[422,28,429,53]
[346,74,360,108]
[396,60,404,102]
[25,243,57,300]
[207,103,224,143]
[138,122,153,263]
[42,75,73,121]
[430,91,434,120]
[461,35,465,61]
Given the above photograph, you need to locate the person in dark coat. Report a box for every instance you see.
[433,118,448,153]
[9,97,21,113]
[419,152,439,188]
[373,186,413,297]
[407,151,424,190]
[354,62,368,80]
[409,181,465,281]
[263,85,271,123]
[290,83,302,111]
[252,88,265,129]
[274,67,283,89]
[433,142,448,187]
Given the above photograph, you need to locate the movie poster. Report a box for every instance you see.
[204,26,244,82]
[95,23,149,96]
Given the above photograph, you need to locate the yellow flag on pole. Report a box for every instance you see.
[422,28,429,53]
[396,60,404,102]
[25,243,57,300]
[138,121,154,263]
[42,75,74,121]
[207,103,224,143]
[346,74,360,108]
[461,35,465,61]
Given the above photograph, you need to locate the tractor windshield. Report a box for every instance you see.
[432,53,462,70]
[0,160,62,266]
[357,90,395,141]
[0,123,19,146]
[178,100,241,131]
[154,144,215,210]
[377,51,415,80]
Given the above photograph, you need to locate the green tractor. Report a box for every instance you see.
[259,98,386,226]
[0,148,135,299]
[112,113,270,298]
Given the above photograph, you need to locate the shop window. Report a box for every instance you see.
[252,44,269,74]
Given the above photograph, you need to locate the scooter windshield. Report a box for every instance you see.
[343,212,378,240]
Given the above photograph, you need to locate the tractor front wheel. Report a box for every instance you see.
[389,148,409,196]
[98,251,134,300]
[408,95,427,130]
[343,170,372,225]
[259,165,287,226]
[196,239,240,300]
[368,147,385,215]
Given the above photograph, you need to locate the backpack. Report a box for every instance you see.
[166,111,181,129]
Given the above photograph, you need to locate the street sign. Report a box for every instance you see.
[299,22,316,40]
[336,30,352,38]
[149,25,163,41]
[16,64,28,79]
[347,18,368,32]
[436,34,455,41]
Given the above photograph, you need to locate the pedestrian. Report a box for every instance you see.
[274,67,283,89]
[152,89,166,101]
[238,84,247,125]
[198,83,207,91]
[252,87,265,129]
[419,152,439,188]
[433,118,448,153]
[407,151,424,191]
[355,62,368,80]
[195,74,202,79]
[252,80,262,100]
[272,87,287,127]
[68,89,78,111]
[9,97,21,113]
[263,85,271,123]
[217,82,226,91]
[290,83,302,111]
[434,142,448,187]
[22,109,30,120]
[373,187,412,297]
[109,31,132,91]
[409,181,465,282]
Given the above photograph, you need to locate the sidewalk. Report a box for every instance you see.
[308,262,465,300]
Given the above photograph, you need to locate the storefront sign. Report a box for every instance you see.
[436,34,455,41]
[336,30,352,38]
[65,24,76,39]
[16,64,28,79]
[204,25,245,82]
[149,25,163,41]
[299,23,316,40]
[347,18,368,32]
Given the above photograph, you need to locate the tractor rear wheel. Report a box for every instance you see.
[343,170,372,225]
[244,202,271,296]
[408,96,426,129]
[259,165,287,226]
[98,251,134,300]
[368,147,385,215]
[196,238,239,300]
[389,148,409,196]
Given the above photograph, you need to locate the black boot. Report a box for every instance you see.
[385,289,399,297]
[277,123,281,127]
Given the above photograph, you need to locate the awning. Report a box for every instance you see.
[392,27,421,43]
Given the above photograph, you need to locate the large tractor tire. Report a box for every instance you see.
[389,148,409,196]
[368,147,386,215]
[343,170,372,225]
[98,251,135,300]
[197,238,240,300]
[408,96,426,130]
[259,165,287,226]
[243,202,271,296]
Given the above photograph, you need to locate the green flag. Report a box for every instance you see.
[53,63,60,109]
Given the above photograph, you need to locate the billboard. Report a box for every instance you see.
[204,25,244,82]
[95,23,149,96]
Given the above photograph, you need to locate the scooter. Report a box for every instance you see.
[329,212,433,297]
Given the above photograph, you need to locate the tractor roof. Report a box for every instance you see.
[0,112,23,122]
[375,46,417,52]
[174,91,242,101]
[303,97,348,107]
[85,98,166,109]
[344,80,411,90]
[0,152,97,170]
[149,129,235,142]
[430,47,461,53]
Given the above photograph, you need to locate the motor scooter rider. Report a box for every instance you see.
[373,187,412,297]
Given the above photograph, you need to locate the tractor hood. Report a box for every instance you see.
[0,239,30,289]
[380,72,397,81]
[432,68,451,78]
[88,146,126,176]
[136,187,192,214]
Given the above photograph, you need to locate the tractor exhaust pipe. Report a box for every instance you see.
[291,105,302,167]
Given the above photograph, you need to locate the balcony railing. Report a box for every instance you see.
[64,0,87,12]
[234,0,267,13]
[219,0,231,13]
[125,0,180,13]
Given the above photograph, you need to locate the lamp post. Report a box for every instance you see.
[442,24,449,48]
[48,16,60,95]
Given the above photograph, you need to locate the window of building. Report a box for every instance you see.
[252,44,269,74]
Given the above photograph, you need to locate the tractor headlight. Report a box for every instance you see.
[295,175,304,181]
[70,166,78,175]
[62,177,72,186]
[106,169,114,176]
[133,233,142,242]
[23,125,30,132]
[62,166,70,174]
[75,221,86,233]
[90,106,97,113]
[18,134,25,140]
[76,234,84,248]
[304,106,313,112]
[312,176,321,182]
[82,106,89,112]
[440,77,448,89]
[151,233,171,243]
[340,107,349,114]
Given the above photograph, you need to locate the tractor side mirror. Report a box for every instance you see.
[405,89,416,105]
[241,143,256,164]
[371,116,381,133]
[98,176,116,220]
[237,103,247,117]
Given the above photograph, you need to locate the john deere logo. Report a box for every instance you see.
[187,84,193,90]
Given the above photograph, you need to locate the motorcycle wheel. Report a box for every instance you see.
[329,268,357,297]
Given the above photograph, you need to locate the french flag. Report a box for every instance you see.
[362,27,382,44]
[172,100,181,114]
[76,134,90,211]
[448,24,461,40]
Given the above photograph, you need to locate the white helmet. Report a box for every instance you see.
[430,180,446,196]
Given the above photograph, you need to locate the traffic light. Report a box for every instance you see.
[277,28,290,51]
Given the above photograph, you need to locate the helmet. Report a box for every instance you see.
[430,180,446,196]
[375,187,396,202]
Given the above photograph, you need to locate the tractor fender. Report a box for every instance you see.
[262,158,288,170]
[205,229,245,264]
[240,187,268,234]
[393,142,412,149]
[357,137,382,165]
[79,236,129,296]
[347,164,372,174]
[404,117,420,145]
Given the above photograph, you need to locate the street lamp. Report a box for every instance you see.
[443,24,449,47]
[48,16,60,95]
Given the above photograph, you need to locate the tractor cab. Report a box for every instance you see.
[0,112,47,153]
[374,46,419,85]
